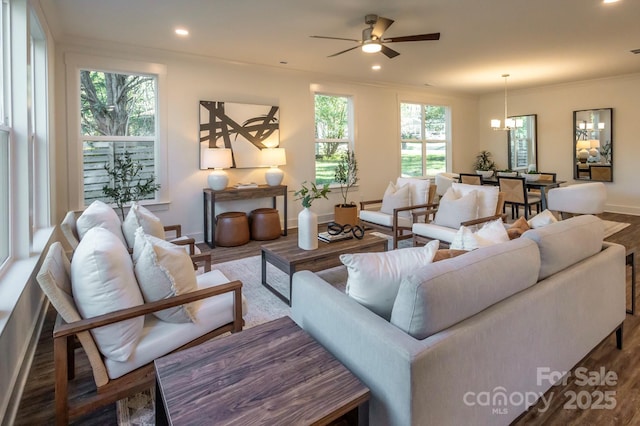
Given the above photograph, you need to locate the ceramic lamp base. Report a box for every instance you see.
[265,167,284,186]
[208,169,229,190]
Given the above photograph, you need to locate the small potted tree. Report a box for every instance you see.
[473,150,496,178]
[102,151,161,220]
[333,149,359,225]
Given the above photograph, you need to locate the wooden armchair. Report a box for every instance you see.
[37,242,243,425]
[359,184,438,249]
[61,208,211,272]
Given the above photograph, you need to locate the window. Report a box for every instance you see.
[314,93,353,185]
[0,0,9,267]
[80,70,158,205]
[400,103,450,177]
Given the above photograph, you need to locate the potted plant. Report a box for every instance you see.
[496,168,518,177]
[333,149,359,225]
[522,169,541,181]
[102,151,161,220]
[294,181,330,250]
[473,150,496,178]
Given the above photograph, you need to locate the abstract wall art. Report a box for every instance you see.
[199,100,280,169]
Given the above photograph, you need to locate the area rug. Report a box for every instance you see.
[602,219,630,239]
[116,256,348,425]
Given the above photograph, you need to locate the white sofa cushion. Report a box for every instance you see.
[396,177,430,205]
[380,181,412,218]
[391,237,541,339]
[71,227,144,362]
[412,222,458,244]
[432,188,478,228]
[522,214,604,280]
[359,209,412,228]
[452,182,500,218]
[527,209,558,229]
[122,202,166,248]
[76,200,127,247]
[450,219,510,251]
[133,228,197,323]
[104,269,247,379]
[341,240,440,320]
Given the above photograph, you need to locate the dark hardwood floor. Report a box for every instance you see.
[12,213,640,425]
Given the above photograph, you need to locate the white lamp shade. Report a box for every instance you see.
[576,140,591,151]
[203,148,232,169]
[262,148,286,166]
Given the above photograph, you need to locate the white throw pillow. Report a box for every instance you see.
[432,188,478,229]
[76,200,127,247]
[396,177,431,205]
[527,209,558,229]
[380,182,412,218]
[122,202,166,249]
[133,227,197,323]
[452,182,500,218]
[341,239,440,319]
[71,227,144,362]
[450,219,510,250]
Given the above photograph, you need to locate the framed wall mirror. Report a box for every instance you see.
[574,108,613,182]
[508,114,537,172]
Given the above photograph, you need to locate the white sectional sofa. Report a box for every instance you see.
[291,215,626,425]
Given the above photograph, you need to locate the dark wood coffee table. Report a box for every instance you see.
[261,233,387,305]
[154,316,370,425]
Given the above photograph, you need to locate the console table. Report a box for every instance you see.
[203,185,287,248]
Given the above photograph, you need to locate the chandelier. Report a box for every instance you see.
[491,74,523,131]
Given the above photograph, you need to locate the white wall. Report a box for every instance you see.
[478,73,640,215]
[53,40,478,237]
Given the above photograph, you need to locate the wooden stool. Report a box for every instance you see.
[215,212,250,247]
[250,208,282,241]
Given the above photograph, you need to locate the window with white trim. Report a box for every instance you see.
[79,70,158,205]
[314,93,353,185]
[0,0,9,267]
[400,102,450,177]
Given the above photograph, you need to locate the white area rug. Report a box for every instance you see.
[602,219,630,239]
[116,256,348,425]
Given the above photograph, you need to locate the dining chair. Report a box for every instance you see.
[458,173,483,185]
[528,172,557,196]
[498,176,542,219]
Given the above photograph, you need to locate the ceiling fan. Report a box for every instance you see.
[311,14,440,59]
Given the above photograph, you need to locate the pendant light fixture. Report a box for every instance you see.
[491,74,523,131]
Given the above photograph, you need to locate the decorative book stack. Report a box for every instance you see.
[318,231,353,243]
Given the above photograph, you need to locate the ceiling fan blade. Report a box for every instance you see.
[310,35,360,43]
[328,45,361,57]
[380,45,400,59]
[384,32,441,43]
[371,16,394,39]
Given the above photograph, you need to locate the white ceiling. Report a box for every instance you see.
[38,0,640,95]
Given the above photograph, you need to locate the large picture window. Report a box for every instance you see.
[80,70,158,205]
[400,103,450,177]
[314,93,353,185]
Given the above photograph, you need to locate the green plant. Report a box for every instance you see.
[102,151,161,220]
[473,150,496,171]
[294,181,330,208]
[525,169,540,174]
[334,149,358,207]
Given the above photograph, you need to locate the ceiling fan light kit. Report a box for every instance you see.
[312,14,440,59]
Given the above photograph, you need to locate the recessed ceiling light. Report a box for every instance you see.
[371,65,381,70]
[175,28,189,36]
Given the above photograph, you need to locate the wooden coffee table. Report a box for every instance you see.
[154,316,370,425]
[261,233,387,306]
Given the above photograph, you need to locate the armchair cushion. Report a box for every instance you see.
[341,239,440,320]
[432,188,478,228]
[380,181,412,218]
[358,209,412,228]
[104,269,246,380]
[450,218,510,251]
[71,227,144,362]
[452,182,500,218]
[396,177,431,205]
[123,202,166,248]
[133,228,197,323]
[76,200,127,247]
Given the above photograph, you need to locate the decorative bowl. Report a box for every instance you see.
[475,170,494,178]
[523,173,541,182]
[496,171,518,177]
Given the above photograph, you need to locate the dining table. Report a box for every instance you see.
[481,177,565,211]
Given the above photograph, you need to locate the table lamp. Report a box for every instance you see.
[576,140,590,163]
[262,148,286,186]
[203,148,233,190]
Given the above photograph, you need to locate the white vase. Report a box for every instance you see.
[298,207,318,250]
